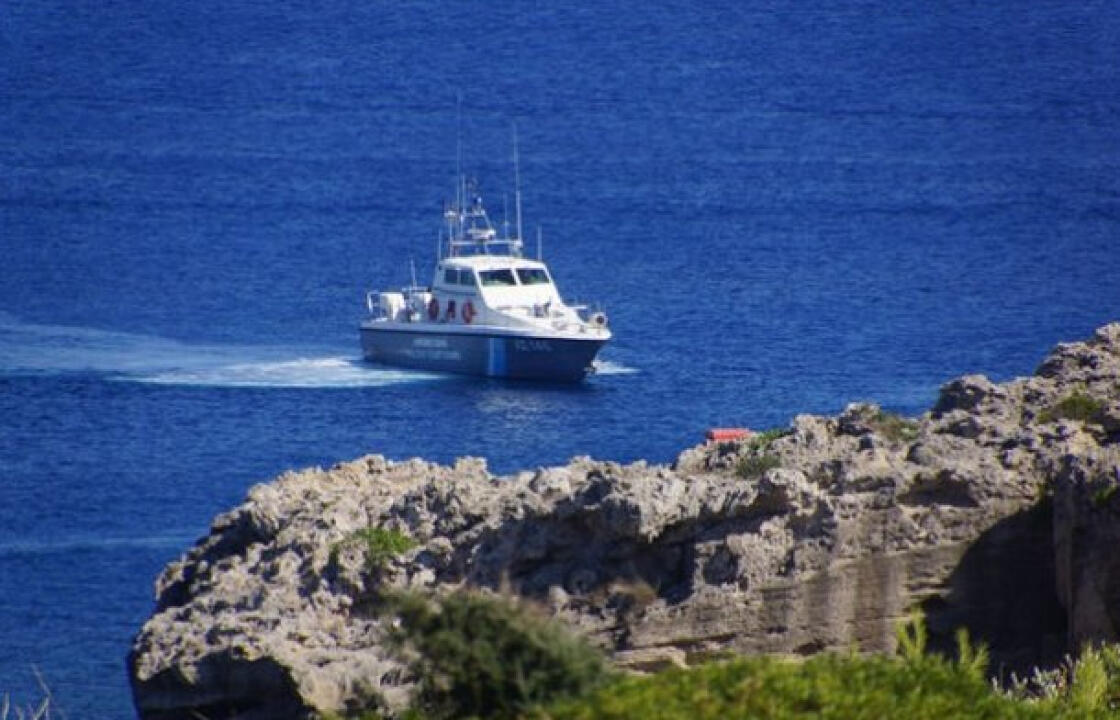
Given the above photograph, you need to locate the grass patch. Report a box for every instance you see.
[1040,391,1106,425]
[735,427,789,479]
[869,410,920,443]
[331,526,417,573]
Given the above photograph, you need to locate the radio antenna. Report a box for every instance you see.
[513,122,523,244]
[502,192,510,238]
[455,95,464,220]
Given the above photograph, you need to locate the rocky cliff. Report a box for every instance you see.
[129,324,1120,720]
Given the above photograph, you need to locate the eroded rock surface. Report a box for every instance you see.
[130,324,1120,719]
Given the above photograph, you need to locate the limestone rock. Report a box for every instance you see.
[129,323,1120,719]
[1052,448,1120,648]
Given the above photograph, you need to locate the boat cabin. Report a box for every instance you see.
[434,256,560,310]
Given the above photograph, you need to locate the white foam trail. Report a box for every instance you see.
[0,313,249,374]
[0,314,444,388]
[138,356,444,388]
[593,359,640,375]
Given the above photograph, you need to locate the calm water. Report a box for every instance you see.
[2,1,1119,716]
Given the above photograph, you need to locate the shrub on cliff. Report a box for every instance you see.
[330,526,417,572]
[1039,391,1106,425]
[1004,643,1120,712]
[736,428,789,479]
[379,590,612,720]
[532,616,1119,720]
[868,409,919,443]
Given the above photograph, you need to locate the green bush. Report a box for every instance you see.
[379,590,612,720]
[1005,644,1120,711]
[325,600,1120,720]
[534,616,1119,720]
[753,427,791,447]
[735,427,789,479]
[331,526,417,573]
[1040,391,1106,425]
[533,653,1035,720]
[869,410,920,443]
[737,454,781,479]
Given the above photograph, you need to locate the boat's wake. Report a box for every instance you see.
[0,314,443,389]
[138,356,444,388]
[593,359,640,375]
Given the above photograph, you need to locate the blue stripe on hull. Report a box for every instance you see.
[360,326,605,382]
[487,336,508,377]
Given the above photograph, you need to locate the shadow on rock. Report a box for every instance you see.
[921,497,1067,679]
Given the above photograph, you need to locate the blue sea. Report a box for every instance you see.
[2,1,1119,716]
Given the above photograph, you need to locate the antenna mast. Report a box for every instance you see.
[513,123,523,244]
[502,192,510,238]
[456,95,464,232]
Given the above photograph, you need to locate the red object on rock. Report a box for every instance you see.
[706,428,753,442]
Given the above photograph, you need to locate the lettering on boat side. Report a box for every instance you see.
[401,347,462,361]
[514,339,553,353]
[413,337,449,348]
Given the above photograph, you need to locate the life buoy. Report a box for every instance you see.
[427,297,439,320]
[462,301,475,324]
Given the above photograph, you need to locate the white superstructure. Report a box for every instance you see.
[359,171,611,381]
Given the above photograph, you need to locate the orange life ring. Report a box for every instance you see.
[427,297,439,320]
[463,301,475,324]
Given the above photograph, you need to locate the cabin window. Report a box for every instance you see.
[461,270,477,286]
[516,267,550,285]
[444,268,459,285]
[479,269,517,287]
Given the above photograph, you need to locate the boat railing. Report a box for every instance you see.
[447,236,524,258]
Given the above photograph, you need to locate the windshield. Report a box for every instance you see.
[515,267,550,285]
[479,269,517,287]
[441,267,477,286]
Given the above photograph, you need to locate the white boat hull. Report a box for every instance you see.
[359,323,607,382]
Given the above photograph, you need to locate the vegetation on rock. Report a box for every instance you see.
[377,590,613,720]
[533,615,1120,720]
[1039,391,1106,425]
[868,409,920,443]
[331,526,417,572]
[322,604,1120,720]
[736,453,782,479]
[736,427,789,479]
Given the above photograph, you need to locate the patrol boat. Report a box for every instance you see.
[359,180,611,382]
